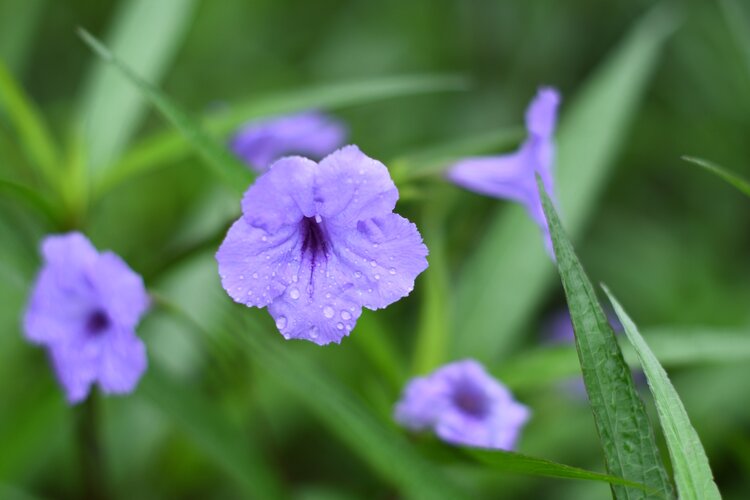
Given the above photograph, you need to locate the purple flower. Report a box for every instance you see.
[394,360,530,450]
[230,111,348,171]
[23,233,150,404]
[447,87,561,252]
[216,145,428,345]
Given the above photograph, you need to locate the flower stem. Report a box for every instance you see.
[77,393,108,500]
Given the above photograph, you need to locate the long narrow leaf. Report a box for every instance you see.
[78,29,252,195]
[78,0,197,171]
[604,288,721,500]
[95,74,468,196]
[538,178,674,499]
[139,365,286,499]
[0,59,59,187]
[682,156,750,198]
[453,4,677,361]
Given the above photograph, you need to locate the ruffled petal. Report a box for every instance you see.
[92,252,150,330]
[328,213,428,310]
[97,328,147,395]
[49,341,98,404]
[525,87,561,140]
[315,146,399,226]
[447,150,533,203]
[394,376,451,431]
[217,218,303,307]
[241,156,317,232]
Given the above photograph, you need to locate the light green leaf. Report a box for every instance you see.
[604,288,722,500]
[96,74,468,196]
[0,178,57,225]
[0,0,44,76]
[464,448,655,492]
[497,327,750,390]
[139,365,286,499]
[538,178,674,499]
[78,0,198,172]
[682,156,750,198]
[0,59,59,187]
[78,29,252,195]
[453,4,677,361]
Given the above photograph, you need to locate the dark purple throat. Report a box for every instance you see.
[86,309,111,336]
[300,216,329,261]
[452,382,490,418]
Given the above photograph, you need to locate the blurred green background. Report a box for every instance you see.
[1,0,750,498]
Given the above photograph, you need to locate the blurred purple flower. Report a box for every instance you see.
[23,233,150,404]
[216,145,428,345]
[230,111,347,171]
[447,87,561,252]
[394,360,530,450]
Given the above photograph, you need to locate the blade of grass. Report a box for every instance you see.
[78,29,252,195]
[603,288,721,500]
[0,59,59,187]
[139,364,286,500]
[682,155,750,197]
[538,177,674,499]
[95,74,468,196]
[453,4,678,361]
[497,327,750,390]
[78,0,197,172]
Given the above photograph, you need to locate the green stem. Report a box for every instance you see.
[76,394,107,500]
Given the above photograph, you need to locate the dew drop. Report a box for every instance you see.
[336,323,344,330]
[389,268,397,275]
[315,214,322,223]
[292,274,299,282]
[283,333,291,340]
[374,274,381,280]
[341,311,352,320]
[239,275,245,280]
[275,316,287,330]
[370,260,377,267]
[261,235,268,242]
[354,271,362,278]
[289,288,300,300]
[323,306,334,319]
[252,272,259,279]
[309,326,319,339]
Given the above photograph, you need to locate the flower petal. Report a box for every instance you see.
[92,252,150,330]
[525,87,561,140]
[241,156,317,232]
[329,213,428,310]
[217,217,303,308]
[315,146,399,226]
[97,329,147,395]
[49,342,98,404]
[231,111,347,171]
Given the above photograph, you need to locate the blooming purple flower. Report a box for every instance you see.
[447,87,561,252]
[230,111,347,171]
[394,360,530,450]
[23,233,150,404]
[216,145,428,345]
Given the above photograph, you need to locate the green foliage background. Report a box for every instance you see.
[1,0,750,498]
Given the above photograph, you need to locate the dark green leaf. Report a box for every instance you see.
[604,288,721,500]
[538,177,674,499]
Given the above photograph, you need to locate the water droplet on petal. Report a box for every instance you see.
[239,275,245,280]
[283,333,291,340]
[374,274,380,280]
[261,235,268,242]
[289,288,300,300]
[354,271,362,278]
[323,306,334,319]
[336,323,344,330]
[292,274,299,283]
[389,268,397,275]
[276,316,287,330]
[370,261,377,267]
[309,326,319,339]
[252,272,259,279]
[341,311,352,320]
[315,214,322,223]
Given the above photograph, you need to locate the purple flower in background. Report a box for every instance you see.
[394,360,530,450]
[447,87,561,252]
[216,145,428,345]
[231,111,348,171]
[23,233,150,404]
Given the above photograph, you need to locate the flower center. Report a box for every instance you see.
[452,382,490,418]
[85,309,111,336]
[300,216,328,261]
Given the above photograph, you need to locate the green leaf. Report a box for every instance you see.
[228,314,470,500]
[0,0,44,76]
[0,59,59,187]
[464,448,655,492]
[603,288,722,500]
[719,0,750,81]
[78,0,198,172]
[682,156,750,198]
[139,365,286,500]
[538,177,674,499]
[78,29,252,195]
[95,74,468,196]
[497,327,750,390]
[453,4,678,361]
[0,178,57,225]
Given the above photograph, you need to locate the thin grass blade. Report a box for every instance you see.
[538,177,674,499]
[603,287,722,500]
[682,156,750,198]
